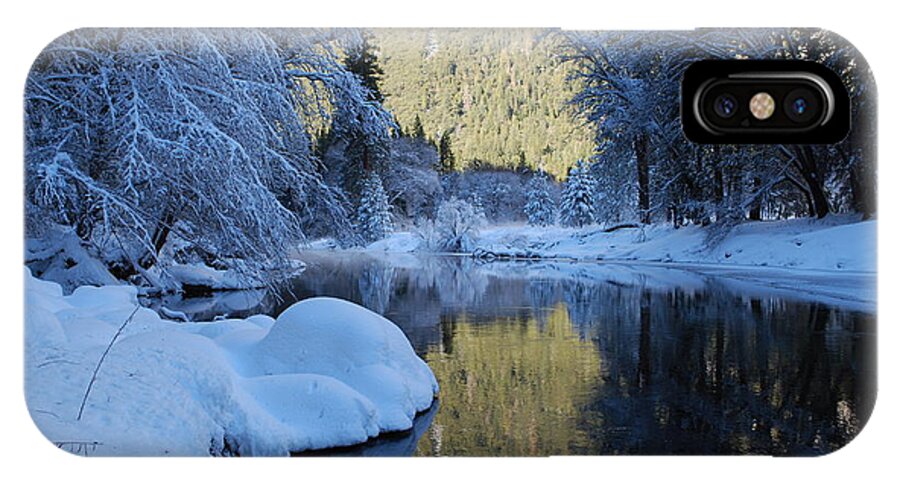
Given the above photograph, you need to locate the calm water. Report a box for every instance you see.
[199,252,878,456]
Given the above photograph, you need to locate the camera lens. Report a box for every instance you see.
[784,88,819,123]
[713,94,738,119]
[792,98,808,115]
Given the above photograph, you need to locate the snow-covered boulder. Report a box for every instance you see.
[253,298,438,432]
[24,268,438,456]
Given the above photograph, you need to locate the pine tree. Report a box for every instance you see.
[438,133,456,173]
[337,31,391,197]
[356,173,393,243]
[409,114,427,139]
[560,160,596,228]
[343,32,384,103]
[524,171,556,226]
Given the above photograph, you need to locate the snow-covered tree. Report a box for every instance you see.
[440,169,530,223]
[317,30,395,200]
[431,197,486,252]
[355,172,393,243]
[25,28,393,287]
[383,136,442,221]
[468,192,486,220]
[565,32,693,225]
[565,29,875,226]
[524,171,556,226]
[560,160,596,228]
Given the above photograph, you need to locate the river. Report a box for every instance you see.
[154,252,877,456]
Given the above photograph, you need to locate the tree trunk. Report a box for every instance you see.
[362,143,370,172]
[635,135,651,224]
[792,145,830,219]
[712,146,724,223]
[748,177,762,221]
[848,151,875,219]
[138,208,175,270]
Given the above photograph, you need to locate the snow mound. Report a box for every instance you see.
[254,298,438,431]
[24,268,438,456]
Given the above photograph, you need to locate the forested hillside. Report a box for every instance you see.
[373,29,594,178]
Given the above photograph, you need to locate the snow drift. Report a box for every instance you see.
[24,268,438,456]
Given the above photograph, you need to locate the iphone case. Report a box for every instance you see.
[24,28,876,456]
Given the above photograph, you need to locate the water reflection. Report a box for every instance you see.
[418,305,602,456]
[279,253,876,455]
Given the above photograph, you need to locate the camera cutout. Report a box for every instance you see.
[682,61,850,144]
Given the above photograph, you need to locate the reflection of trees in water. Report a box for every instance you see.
[407,256,489,307]
[415,304,602,456]
[358,264,396,315]
[575,288,875,455]
[527,279,561,327]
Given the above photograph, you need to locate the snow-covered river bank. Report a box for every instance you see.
[361,216,875,272]
[24,268,438,456]
[304,217,876,313]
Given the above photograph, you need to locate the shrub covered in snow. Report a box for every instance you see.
[416,197,486,253]
[24,268,438,456]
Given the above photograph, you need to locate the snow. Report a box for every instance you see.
[299,216,876,309]
[167,263,265,291]
[24,268,438,456]
[366,232,422,252]
[472,216,875,273]
[25,229,121,293]
[310,216,875,274]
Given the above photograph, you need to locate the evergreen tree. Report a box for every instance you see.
[356,172,393,243]
[409,114,427,139]
[438,132,456,173]
[524,171,556,226]
[343,32,384,103]
[334,30,392,198]
[560,160,596,228]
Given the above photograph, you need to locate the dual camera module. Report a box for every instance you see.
[682,61,849,143]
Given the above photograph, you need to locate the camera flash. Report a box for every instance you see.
[750,92,775,120]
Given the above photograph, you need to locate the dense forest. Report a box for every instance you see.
[374,28,594,178]
[24,28,876,291]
